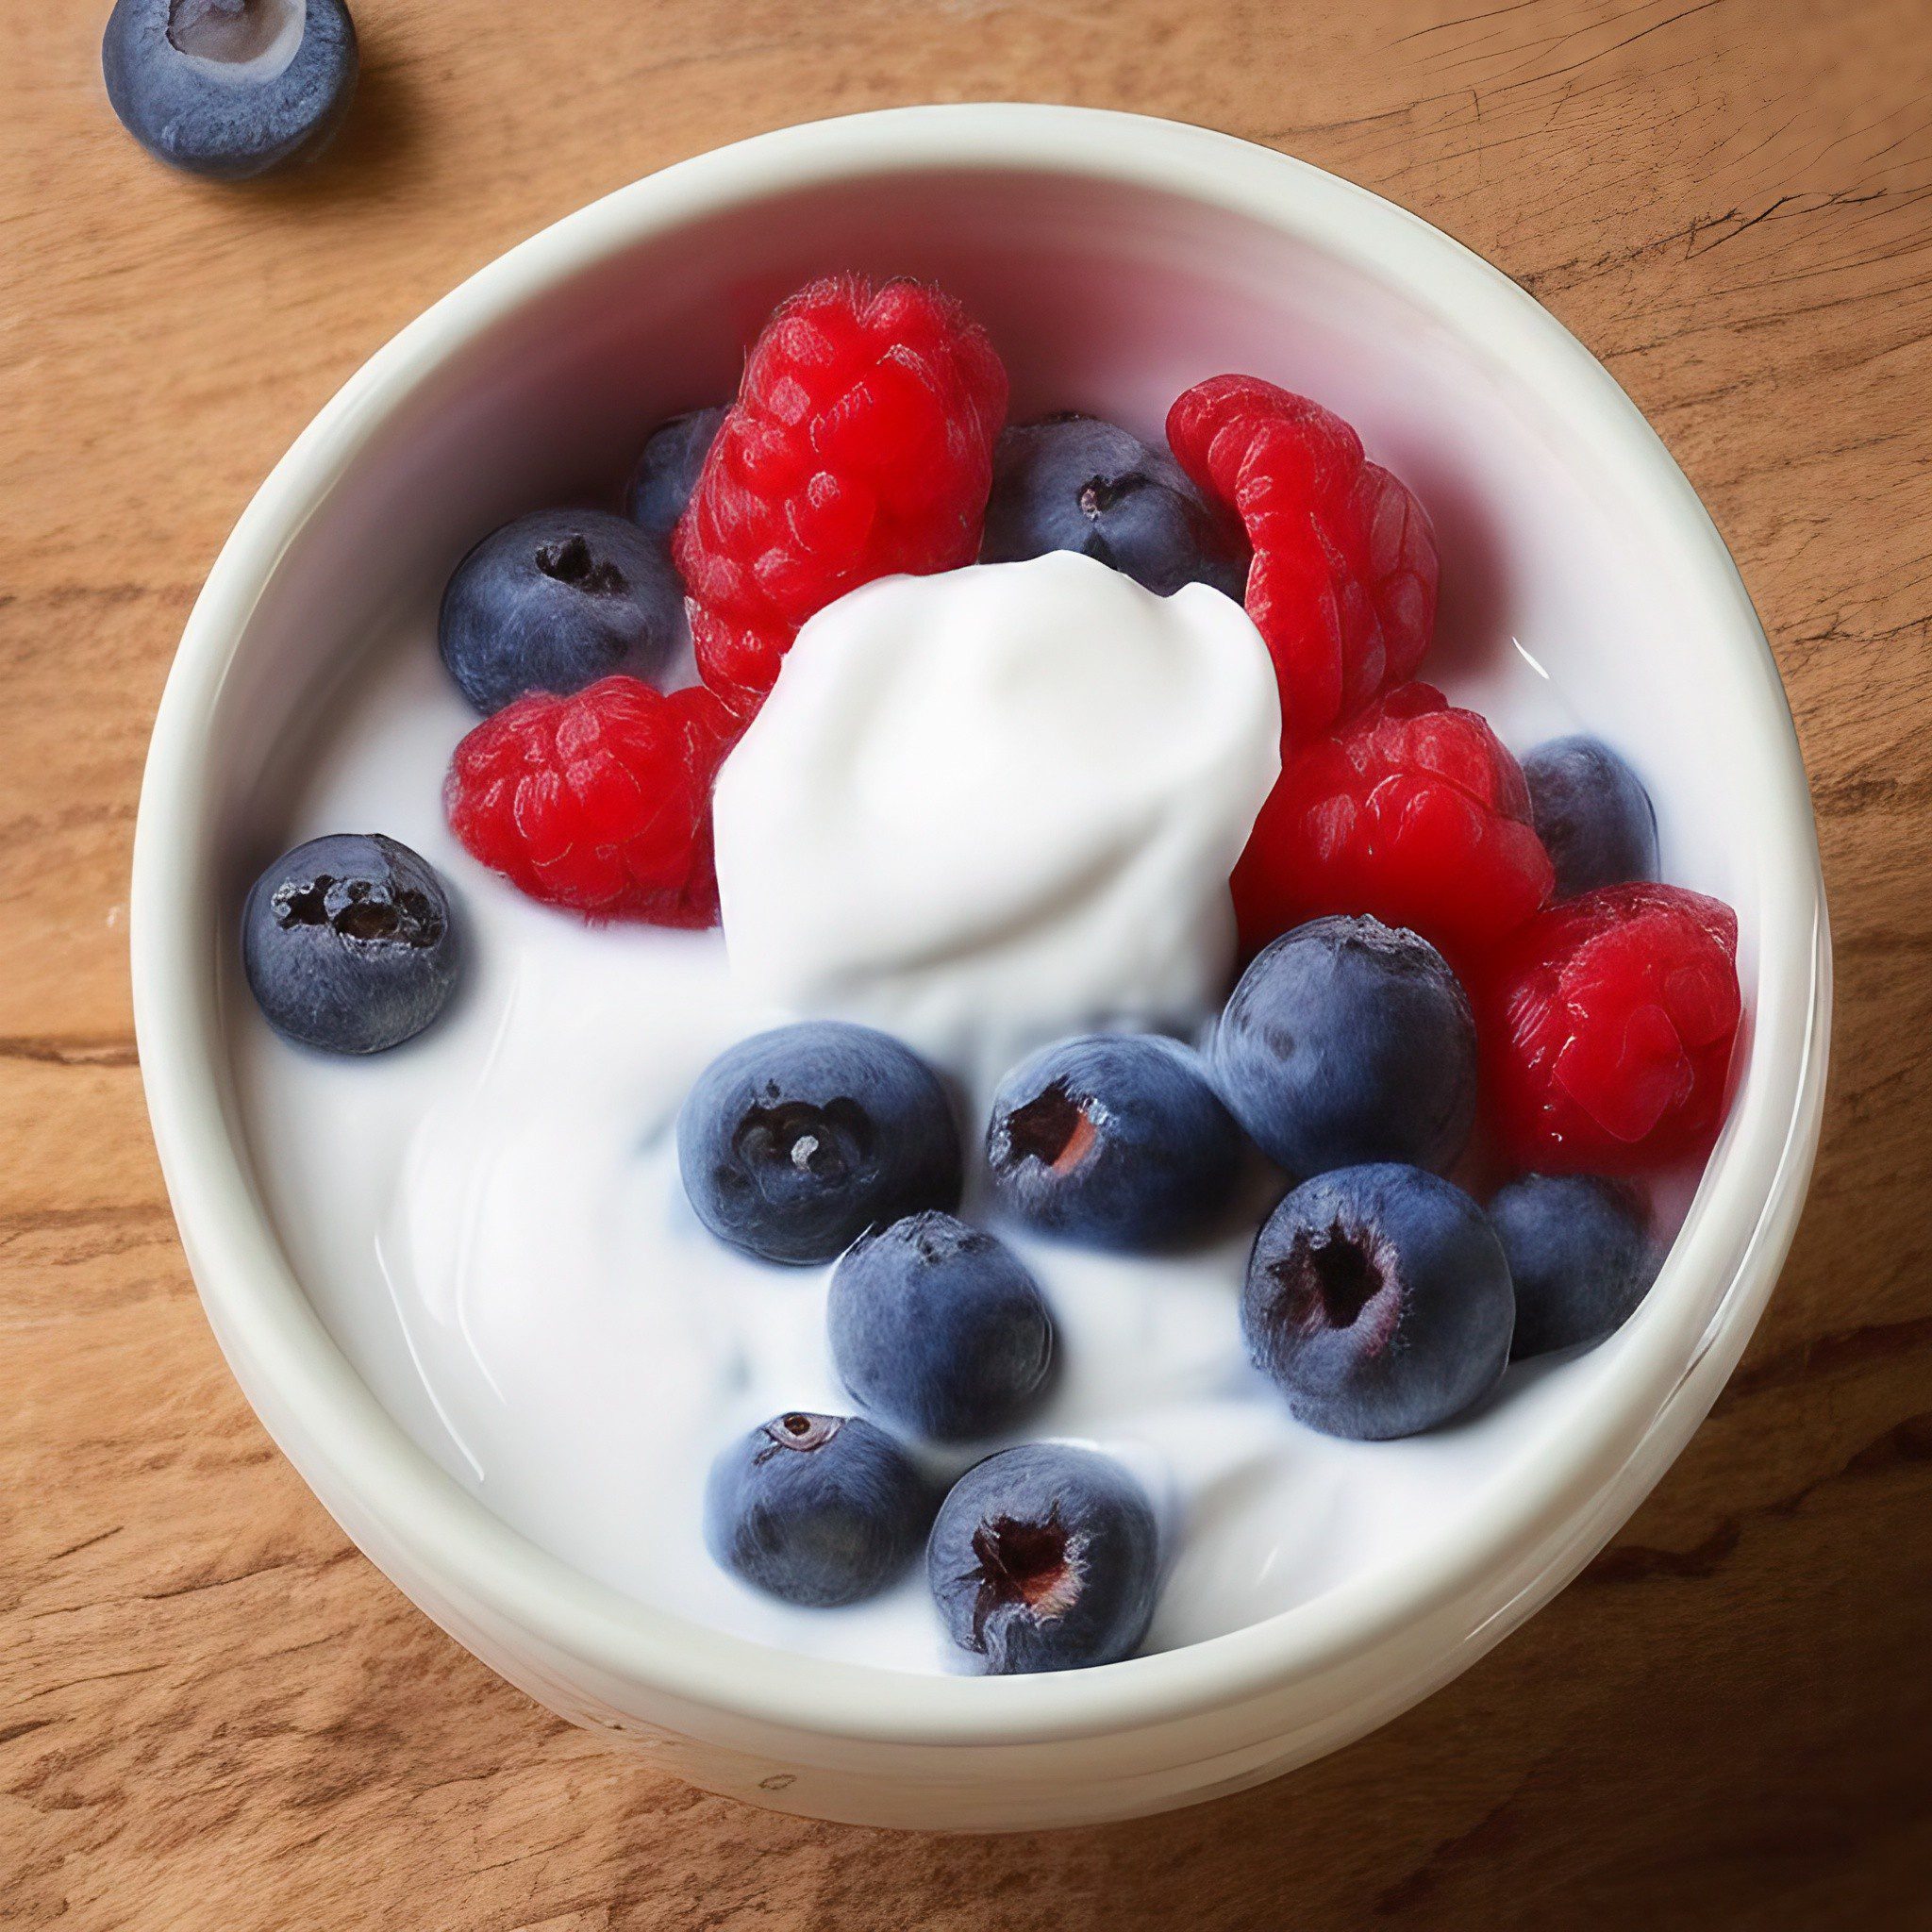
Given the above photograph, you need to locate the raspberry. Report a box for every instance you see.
[1167,375,1437,740]
[1231,682,1554,961]
[444,675,738,924]
[675,274,1008,710]
[1480,883,1741,1172]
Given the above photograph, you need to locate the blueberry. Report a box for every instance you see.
[677,1022,963,1265]
[626,406,726,541]
[1211,915,1475,1179]
[926,1444,1158,1673]
[438,509,681,714]
[981,414,1247,599]
[829,1213,1054,1441]
[1522,734,1658,900]
[705,1411,929,1607]
[985,1035,1246,1251]
[103,0,358,182]
[1490,1174,1658,1358]
[1243,1163,1512,1439]
[242,833,459,1054]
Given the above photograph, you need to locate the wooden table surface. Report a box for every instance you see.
[5,0,1931,1924]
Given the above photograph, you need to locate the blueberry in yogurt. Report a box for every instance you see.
[242,833,459,1055]
[981,413,1247,599]
[829,1212,1055,1441]
[927,1443,1159,1673]
[1242,1163,1513,1440]
[102,0,358,181]
[705,1411,929,1607]
[626,406,727,542]
[1522,734,1659,901]
[1490,1173,1658,1358]
[986,1034,1246,1251]
[1211,915,1476,1179]
[677,1021,963,1265]
[439,508,682,714]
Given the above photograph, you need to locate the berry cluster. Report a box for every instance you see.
[1156,375,1736,1178]
[678,1018,1187,1672]
[434,274,1009,925]
[672,896,1701,1662]
[233,270,1751,1679]
[411,268,1740,1196]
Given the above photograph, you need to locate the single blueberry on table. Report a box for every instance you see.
[829,1212,1055,1442]
[981,413,1248,599]
[677,1021,963,1265]
[705,1411,930,1607]
[1243,1163,1513,1440]
[1490,1173,1659,1358]
[926,1443,1159,1673]
[1522,734,1658,900]
[439,508,682,715]
[242,832,459,1055]
[103,0,358,182]
[1211,915,1476,1180]
[626,406,727,542]
[985,1034,1247,1251]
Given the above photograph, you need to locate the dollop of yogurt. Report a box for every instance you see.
[713,553,1281,1089]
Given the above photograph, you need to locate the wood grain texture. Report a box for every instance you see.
[4,0,1930,1924]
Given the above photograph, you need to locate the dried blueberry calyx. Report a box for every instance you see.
[755,1412,841,1459]
[998,1080,1097,1174]
[733,1098,872,1190]
[1269,1221,1390,1333]
[167,0,296,65]
[969,1512,1083,1642]
[535,533,628,597]
[272,874,444,949]
[273,874,333,928]
[1077,473,1146,522]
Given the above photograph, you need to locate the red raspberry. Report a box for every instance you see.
[445,676,738,924]
[1167,375,1437,740]
[1480,883,1741,1172]
[675,274,1008,710]
[1232,682,1555,961]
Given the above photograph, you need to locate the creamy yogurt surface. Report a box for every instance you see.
[715,555,1280,1092]
[229,554,1653,1674]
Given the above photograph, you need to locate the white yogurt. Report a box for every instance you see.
[714,556,1280,1093]
[229,560,1664,1675]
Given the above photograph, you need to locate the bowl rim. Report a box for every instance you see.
[132,101,1830,1751]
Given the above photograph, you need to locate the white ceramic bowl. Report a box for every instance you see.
[133,105,1830,1831]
